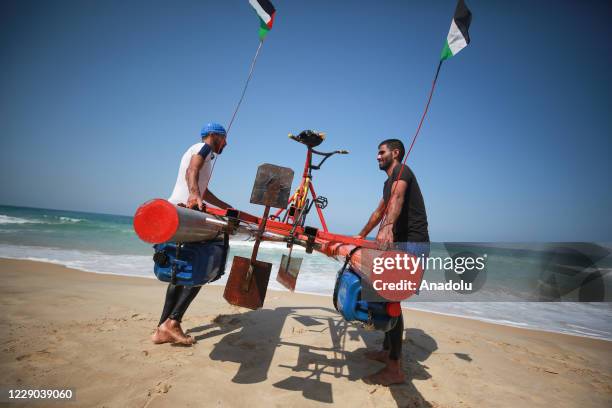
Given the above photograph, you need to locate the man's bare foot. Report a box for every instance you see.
[364,350,389,363]
[151,327,175,344]
[158,319,195,345]
[364,359,405,386]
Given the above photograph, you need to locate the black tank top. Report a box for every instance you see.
[383,164,429,242]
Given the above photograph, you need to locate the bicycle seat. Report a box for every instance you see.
[289,130,325,148]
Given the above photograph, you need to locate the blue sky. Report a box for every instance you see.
[1,0,610,241]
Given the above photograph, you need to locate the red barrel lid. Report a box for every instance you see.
[133,199,179,244]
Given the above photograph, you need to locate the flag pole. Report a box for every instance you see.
[209,1,276,185]
[209,39,264,180]
[402,59,443,164]
[379,0,472,237]
[378,59,444,233]
[226,39,265,136]
[433,59,443,85]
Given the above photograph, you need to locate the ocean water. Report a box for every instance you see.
[0,204,610,341]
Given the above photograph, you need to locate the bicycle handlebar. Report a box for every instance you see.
[287,131,349,170]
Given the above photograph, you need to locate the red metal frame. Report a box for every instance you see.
[307,182,328,232]
[204,206,377,250]
[203,138,377,250]
[271,146,330,232]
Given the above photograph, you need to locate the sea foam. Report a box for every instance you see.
[0,215,42,225]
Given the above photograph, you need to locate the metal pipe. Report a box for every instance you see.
[133,199,285,244]
[133,199,389,284]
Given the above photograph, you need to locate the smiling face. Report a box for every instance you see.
[377,143,399,171]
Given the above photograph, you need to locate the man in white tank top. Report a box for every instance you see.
[152,122,232,346]
[168,123,231,210]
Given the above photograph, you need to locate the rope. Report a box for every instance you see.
[209,40,265,181]
[379,60,443,233]
[226,40,264,136]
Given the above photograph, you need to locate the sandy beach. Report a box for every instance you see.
[0,258,610,407]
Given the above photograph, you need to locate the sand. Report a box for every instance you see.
[0,258,610,407]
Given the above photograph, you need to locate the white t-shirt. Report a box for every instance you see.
[168,142,215,204]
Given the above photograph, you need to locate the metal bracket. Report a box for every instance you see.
[303,226,318,254]
[225,208,240,234]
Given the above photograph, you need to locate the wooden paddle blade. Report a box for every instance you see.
[276,254,302,292]
[250,164,294,209]
[223,256,272,310]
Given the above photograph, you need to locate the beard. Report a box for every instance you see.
[378,159,391,171]
[213,140,225,155]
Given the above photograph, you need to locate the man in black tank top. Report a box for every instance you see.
[356,139,430,385]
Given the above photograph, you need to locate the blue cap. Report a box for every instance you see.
[201,122,227,137]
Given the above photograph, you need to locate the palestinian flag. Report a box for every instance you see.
[440,0,472,61]
[249,0,276,41]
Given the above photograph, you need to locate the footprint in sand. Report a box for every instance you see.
[147,381,172,397]
[15,349,65,365]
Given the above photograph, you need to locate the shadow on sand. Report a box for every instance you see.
[186,306,472,406]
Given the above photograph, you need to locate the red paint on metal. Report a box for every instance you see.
[386,302,402,317]
[203,205,377,249]
[307,182,328,232]
[133,199,179,244]
[316,231,378,249]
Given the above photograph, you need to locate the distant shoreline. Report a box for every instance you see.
[1,255,610,342]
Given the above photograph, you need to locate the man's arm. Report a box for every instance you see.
[186,154,205,210]
[376,179,407,244]
[203,189,232,210]
[356,198,386,238]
